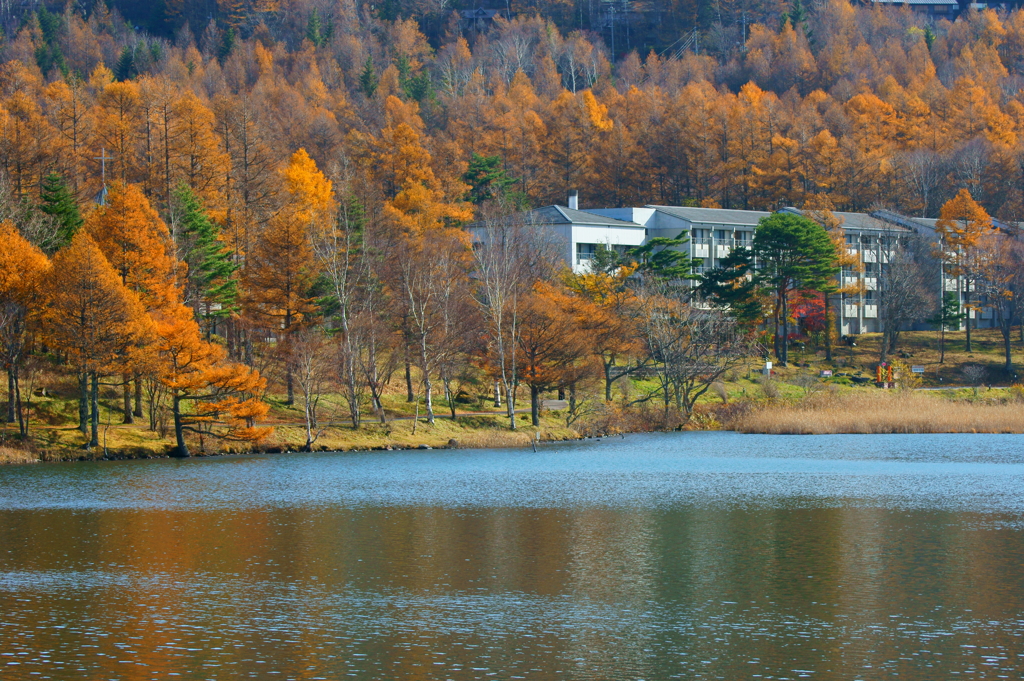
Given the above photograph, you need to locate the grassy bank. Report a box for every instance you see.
[726,390,1024,434]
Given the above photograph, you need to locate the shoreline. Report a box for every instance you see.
[4,390,1024,465]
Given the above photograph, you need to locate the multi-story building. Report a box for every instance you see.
[468,196,994,336]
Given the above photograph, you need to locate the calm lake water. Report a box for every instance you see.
[2,432,1024,680]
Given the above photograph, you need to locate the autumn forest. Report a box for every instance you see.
[4,0,1024,456]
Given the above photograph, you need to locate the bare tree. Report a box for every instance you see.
[471,208,560,430]
[897,149,945,218]
[977,233,1024,375]
[877,231,935,363]
[636,282,746,421]
[290,328,333,451]
[312,173,369,429]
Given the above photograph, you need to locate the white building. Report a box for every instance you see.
[469,196,994,336]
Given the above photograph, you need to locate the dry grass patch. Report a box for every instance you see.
[729,391,1024,434]
[0,446,38,464]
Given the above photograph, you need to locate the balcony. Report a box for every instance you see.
[862,251,877,263]
[863,304,878,318]
[843,304,859,318]
[863,276,877,291]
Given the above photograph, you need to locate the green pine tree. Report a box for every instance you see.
[218,27,237,63]
[38,173,83,253]
[927,291,966,364]
[590,244,623,276]
[698,247,763,331]
[624,232,701,282]
[463,154,517,204]
[114,45,136,81]
[359,56,378,98]
[172,183,239,337]
[752,213,838,365]
[306,8,325,47]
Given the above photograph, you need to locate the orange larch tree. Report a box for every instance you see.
[0,222,49,435]
[935,188,994,352]
[43,232,152,449]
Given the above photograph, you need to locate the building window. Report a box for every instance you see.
[576,243,597,262]
[864,262,878,274]
[864,290,875,301]
[715,229,729,240]
[846,234,858,246]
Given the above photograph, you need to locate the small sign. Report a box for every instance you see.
[819,370,833,377]
[911,365,925,374]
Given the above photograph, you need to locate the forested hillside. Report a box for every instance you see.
[2,1,1024,218]
[6,0,1024,456]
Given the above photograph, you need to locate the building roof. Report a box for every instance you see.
[460,8,504,18]
[467,205,643,230]
[647,205,771,226]
[872,0,958,5]
[780,207,913,233]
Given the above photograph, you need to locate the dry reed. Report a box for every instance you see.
[0,446,38,464]
[729,391,1024,434]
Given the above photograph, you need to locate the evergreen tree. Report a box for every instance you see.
[698,247,763,331]
[114,45,136,81]
[624,232,700,281]
[218,26,236,63]
[34,7,68,76]
[172,183,239,337]
[927,291,966,364]
[306,8,325,47]
[589,244,623,275]
[38,173,83,253]
[752,213,838,365]
[463,153,517,204]
[359,56,378,97]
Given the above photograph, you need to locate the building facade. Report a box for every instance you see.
[469,199,994,337]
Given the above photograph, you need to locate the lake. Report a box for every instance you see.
[2,432,1024,680]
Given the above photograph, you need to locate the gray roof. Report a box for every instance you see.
[872,0,958,5]
[780,207,912,233]
[647,205,771,226]
[469,205,643,229]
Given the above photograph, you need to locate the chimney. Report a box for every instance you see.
[568,190,578,210]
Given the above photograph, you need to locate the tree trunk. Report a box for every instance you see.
[13,365,25,437]
[122,375,133,424]
[824,293,833,362]
[530,385,540,426]
[939,324,945,364]
[568,383,577,425]
[78,373,89,434]
[506,382,516,430]
[5,368,14,423]
[445,380,457,420]
[171,394,190,457]
[285,368,294,406]
[423,375,434,424]
[604,361,614,401]
[405,360,414,402]
[89,373,100,450]
[781,293,790,366]
[493,380,501,407]
[303,400,315,452]
[964,288,973,353]
[1003,325,1013,375]
[133,376,143,417]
